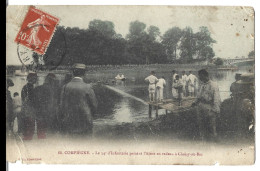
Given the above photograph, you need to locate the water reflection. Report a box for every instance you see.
[113,98,133,123]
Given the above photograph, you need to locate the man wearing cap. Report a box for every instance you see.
[192,69,221,140]
[230,73,242,97]
[6,79,14,133]
[21,73,38,140]
[60,63,98,135]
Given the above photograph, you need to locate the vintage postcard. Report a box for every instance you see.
[6,5,255,165]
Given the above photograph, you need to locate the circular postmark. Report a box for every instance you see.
[17,24,67,72]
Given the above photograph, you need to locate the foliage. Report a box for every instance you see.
[162,27,182,61]
[214,57,224,66]
[178,27,197,62]
[89,20,116,38]
[44,20,216,66]
[126,21,167,64]
[194,27,216,60]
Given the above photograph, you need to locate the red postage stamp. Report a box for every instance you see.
[15,6,59,55]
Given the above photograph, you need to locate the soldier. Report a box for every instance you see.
[172,75,184,106]
[33,73,58,137]
[192,69,221,140]
[187,71,198,97]
[181,71,188,97]
[230,73,242,97]
[6,79,14,133]
[156,76,166,102]
[21,73,38,140]
[145,71,159,102]
[171,70,178,99]
[60,63,98,135]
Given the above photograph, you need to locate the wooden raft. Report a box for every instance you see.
[147,97,197,118]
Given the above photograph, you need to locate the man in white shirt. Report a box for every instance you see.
[187,71,198,97]
[115,74,121,80]
[115,74,121,85]
[145,71,159,102]
[192,69,221,140]
[156,76,166,102]
[181,71,188,97]
[172,70,178,99]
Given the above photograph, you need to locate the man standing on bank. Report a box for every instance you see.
[171,70,178,99]
[181,71,188,97]
[6,79,14,134]
[21,73,38,140]
[156,76,166,102]
[187,71,197,97]
[192,69,221,140]
[33,73,58,138]
[60,63,98,135]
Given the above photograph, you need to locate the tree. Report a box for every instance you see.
[126,21,167,64]
[44,26,68,66]
[89,19,116,38]
[179,27,197,62]
[194,26,216,60]
[44,22,215,66]
[126,20,146,40]
[44,23,129,66]
[199,46,215,60]
[176,26,216,63]
[126,21,147,64]
[147,25,160,41]
[162,27,182,61]
[214,57,224,66]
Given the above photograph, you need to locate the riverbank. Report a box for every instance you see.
[7,63,241,75]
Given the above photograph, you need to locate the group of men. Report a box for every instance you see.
[145,70,198,103]
[6,65,221,141]
[6,63,98,140]
[145,69,221,140]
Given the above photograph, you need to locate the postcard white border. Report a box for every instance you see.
[7,0,259,171]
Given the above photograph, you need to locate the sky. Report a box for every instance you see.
[6,5,254,65]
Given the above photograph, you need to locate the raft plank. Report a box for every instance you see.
[147,98,196,114]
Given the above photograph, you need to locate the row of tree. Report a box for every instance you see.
[43,20,216,66]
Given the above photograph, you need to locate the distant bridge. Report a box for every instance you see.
[223,58,254,66]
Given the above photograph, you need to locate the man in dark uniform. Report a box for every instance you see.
[21,73,37,140]
[230,73,242,97]
[6,79,14,133]
[33,73,58,138]
[60,64,98,135]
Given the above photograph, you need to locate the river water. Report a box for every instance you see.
[7,67,252,140]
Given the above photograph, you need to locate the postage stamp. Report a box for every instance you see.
[14,6,65,71]
[15,6,59,55]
